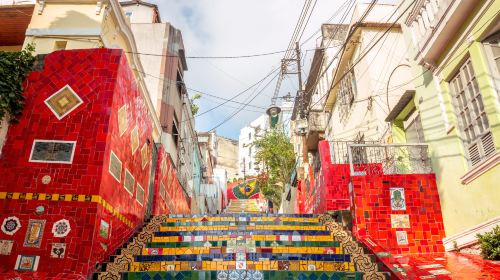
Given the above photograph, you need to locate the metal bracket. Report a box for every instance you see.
[96,1,103,15]
[37,0,45,15]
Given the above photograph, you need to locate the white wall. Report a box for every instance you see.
[121,4,155,24]
[326,27,412,142]
[238,114,268,177]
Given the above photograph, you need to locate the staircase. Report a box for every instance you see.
[225,199,263,213]
[96,201,387,280]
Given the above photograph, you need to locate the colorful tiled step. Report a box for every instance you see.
[154,230,332,236]
[152,234,334,242]
[130,260,354,272]
[121,270,364,280]
[146,241,341,248]
[141,246,343,255]
[159,225,326,231]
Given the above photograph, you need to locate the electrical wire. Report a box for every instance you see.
[208,71,280,131]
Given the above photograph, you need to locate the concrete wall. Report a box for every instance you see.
[326,26,412,142]
[215,136,239,181]
[121,3,155,23]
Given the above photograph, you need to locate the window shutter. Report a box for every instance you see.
[481,132,495,158]
[468,142,481,166]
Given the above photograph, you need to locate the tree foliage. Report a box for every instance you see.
[253,130,295,208]
[190,93,201,115]
[0,44,35,124]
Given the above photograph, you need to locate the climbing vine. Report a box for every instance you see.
[0,44,35,124]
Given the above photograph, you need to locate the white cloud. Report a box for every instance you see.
[148,0,349,139]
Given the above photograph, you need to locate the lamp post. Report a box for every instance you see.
[266,105,281,129]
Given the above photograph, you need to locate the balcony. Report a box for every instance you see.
[346,143,432,176]
[405,0,480,66]
[305,111,328,150]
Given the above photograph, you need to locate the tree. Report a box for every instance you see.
[253,130,295,209]
[190,93,201,115]
[0,44,35,124]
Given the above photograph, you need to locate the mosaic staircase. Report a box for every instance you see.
[96,206,387,279]
[225,199,262,213]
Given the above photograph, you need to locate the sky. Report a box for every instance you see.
[148,0,352,139]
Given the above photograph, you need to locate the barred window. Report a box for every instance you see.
[338,68,356,122]
[450,58,495,166]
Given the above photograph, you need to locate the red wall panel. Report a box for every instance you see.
[350,174,445,254]
[0,49,189,278]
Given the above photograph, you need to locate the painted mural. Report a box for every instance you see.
[227,178,262,200]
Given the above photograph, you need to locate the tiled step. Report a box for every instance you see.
[152,234,334,242]
[121,270,365,280]
[162,220,321,226]
[130,259,354,271]
[141,246,343,255]
[168,213,318,218]
[159,225,326,231]
[154,229,332,236]
[134,253,351,262]
[145,240,341,248]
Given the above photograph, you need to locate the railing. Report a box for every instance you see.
[405,0,452,48]
[329,141,379,164]
[346,143,432,176]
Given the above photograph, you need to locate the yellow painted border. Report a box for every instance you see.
[0,192,134,228]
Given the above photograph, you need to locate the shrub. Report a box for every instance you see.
[477,225,500,260]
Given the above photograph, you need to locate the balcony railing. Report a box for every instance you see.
[346,143,432,176]
[307,111,329,133]
[329,141,379,164]
[405,0,480,65]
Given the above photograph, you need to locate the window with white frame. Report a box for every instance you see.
[449,58,496,167]
[338,66,357,122]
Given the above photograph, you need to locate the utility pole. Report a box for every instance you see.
[294,42,308,164]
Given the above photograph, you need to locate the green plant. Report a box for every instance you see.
[253,130,295,209]
[190,93,201,115]
[0,44,35,124]
[477,225,500,260]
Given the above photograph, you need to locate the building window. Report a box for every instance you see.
[176,71,184,97]
[482,31,500,93]
[248,132,251,140]
[404,109,425,143]
[249,161,252,170]
[338,67,357,122]
[248,146,251,156]
[125,11,133,17]
[449,58,495,166]
[53,41,67,51]
[29,140,76,164]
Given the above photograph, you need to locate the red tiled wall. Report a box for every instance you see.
[93,50,155,264]
[351,174,446,254]
[0,49,189,278]
[152,146,190,215]
[0,49,120,275]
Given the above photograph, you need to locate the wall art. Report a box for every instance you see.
[23,219,45,248]
[51,219,71,238]
[390,187,406,210]
[1,216,21,235]
[14,255,40,271]
[0,240,14,255]
[50,243,66,258]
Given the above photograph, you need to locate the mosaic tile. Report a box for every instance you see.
[51,219,71,237]
[130,126,139,154]
[0,240,14,255]
[14,255,40,272]
[44,84,83,120]
[390,214,410,228]
[50,243,66,258]
[396,230,408,245]
[390,187,406,210]
[1,216,21,236]
[117,105,128,136]
[23,219,45,248]
[99,219,110,239]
